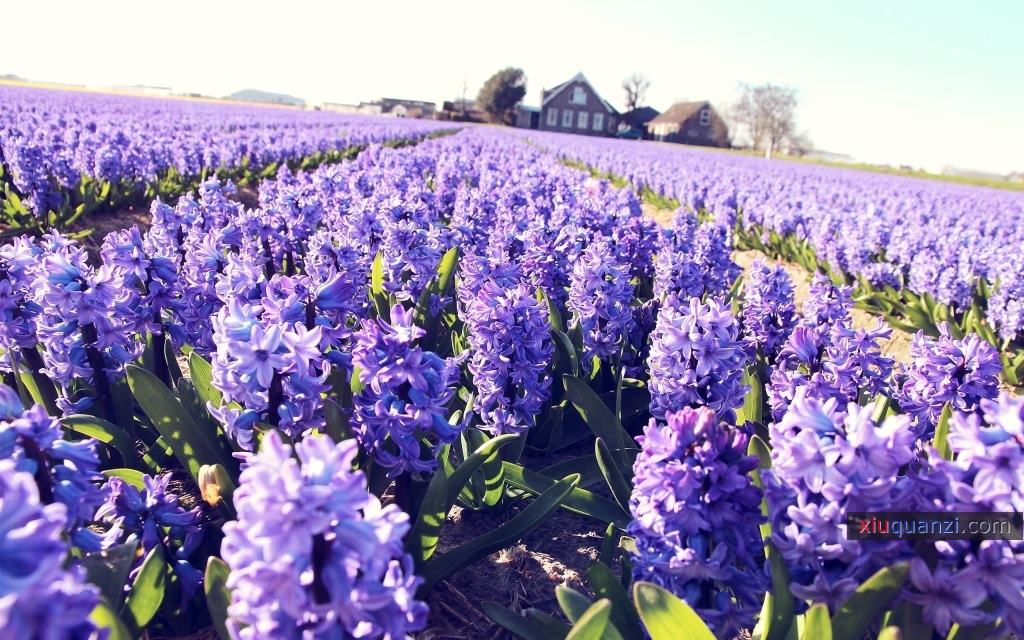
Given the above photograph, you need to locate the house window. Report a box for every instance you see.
[570,86,587,105]
[592,112,604,131]
[546,108,558,126]
[577,111,588,129]
[562,109,574,127]
[699,108,711,126]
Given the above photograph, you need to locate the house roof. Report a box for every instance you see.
[621,106,661,128]
[542,72,618,115]
[647,101,711,126]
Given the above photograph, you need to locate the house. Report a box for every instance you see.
[437,99,487,123]
[378,98,436,118]
[536,73,619,137]
[618,106,660,139]
[515,105,540,129]
[646,101,729,147]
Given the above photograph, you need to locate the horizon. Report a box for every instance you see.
[4,0,1022,174]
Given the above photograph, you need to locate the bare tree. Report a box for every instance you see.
[730,83,802,158]
[622,73,651,112]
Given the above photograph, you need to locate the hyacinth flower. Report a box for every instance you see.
[352,304,459,476]
[655,221,741,301]
[0,460,101,638]
[0,386,107,551]
[29,233,142,414]
[801,272,852,330]
[0,236,44,373]
[648,295,747,422]
[210,298,329,451]
[96,473,205,601]
[893,324,1002,438]
[221,431,427,639]
[764,389,917,610]
[568,237,637,366]
[100,225,180,336]
[741,258,796,361]
[768,319,894,420]
[628,407,766,638]
[902,394,1024,636]
[462,280,553,435]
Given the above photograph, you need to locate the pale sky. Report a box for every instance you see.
[4,0,1022,174]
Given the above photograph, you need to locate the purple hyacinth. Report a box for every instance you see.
[741,258,796,359]
[352,304,459,476]
[0,388,106,551]
[894,325,1002,437]
[221,431,427,640]
[210,297,330,451]
[628,407,766,638]
[904,394,1024,636]
[765,390,916,609]
[0,460,101,639]
[801,273,852,329]
[96,473,205,601]
[653,218,740,301]
[463,281,553,435]
[568,237,637,366]
[768,319,894,420]
[648,295,747,422]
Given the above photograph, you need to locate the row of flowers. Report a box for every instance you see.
[0,127,1020,640]
[0,84,451,228]
[524,130,1024,387]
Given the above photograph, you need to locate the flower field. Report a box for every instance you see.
[0,92,1022,640]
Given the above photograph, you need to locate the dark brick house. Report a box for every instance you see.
[646,101,729,147]
[537,73,619,137]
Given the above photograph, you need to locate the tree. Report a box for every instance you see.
[622,73,651,112]
[477,67,527,125]
[730,83,804,158]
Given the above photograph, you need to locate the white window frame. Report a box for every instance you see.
[570,86,587,105]
[592,112,604,131]
[699,108,711,126]
[546,107,558,126]
[562,108,574,128]
[577,111,588,129]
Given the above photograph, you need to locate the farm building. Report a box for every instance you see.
[646,101,729,147]
[618,106,661,139]
[534,72,619,137]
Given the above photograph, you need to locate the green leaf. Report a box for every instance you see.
[539,288,565,333]
[594,438,632,512]
[503,462,630,528]
[121,546,167,632]
[188,352,223,408]
[540,454,604,488]
[462,428,506,508]
[587,561,644,639]
[61,414,140,468]
[163,337,183,384]
[552,330,580,378]
[418,474,579,592]
[633,581,716,640]
[566,599,614,640]
[408,434,518,563]
[81,541,139,608]
[89,597,132,640]
[102,468,147,489]
[740,368,763,425]
[17,362,59,415]
[831,562,909,640]
[126,365,235,486]
[933,403,953,461]
[563,375,630,468]
[205,557,232,640]
[482,601,568,640]
[556,585,595,622]
[761,544,795,640]
[802,604,832,640]
[370,251,390,318]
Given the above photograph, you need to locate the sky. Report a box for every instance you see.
[4,0,1022,174]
